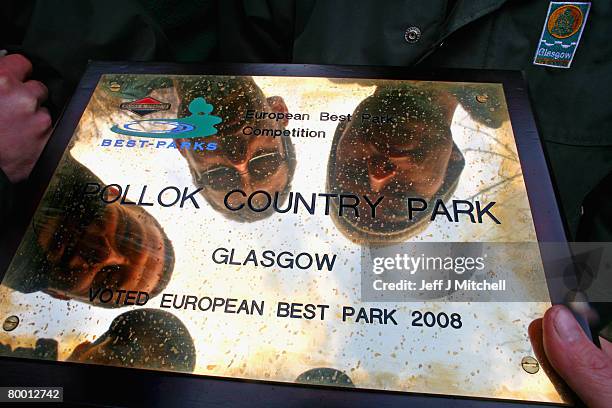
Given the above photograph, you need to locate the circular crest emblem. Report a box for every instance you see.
[547,5,583,39]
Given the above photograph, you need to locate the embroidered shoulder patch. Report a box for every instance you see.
[533,2,591,68]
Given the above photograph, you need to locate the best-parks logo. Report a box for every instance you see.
[103,97,221,151]
[111,97,222,139]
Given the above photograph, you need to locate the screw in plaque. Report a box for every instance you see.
[521,356,540,374]
[2,315,19,332]
[476,94,489,103]
[109,82,121,92]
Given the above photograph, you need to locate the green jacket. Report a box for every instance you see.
[1,0,611,236]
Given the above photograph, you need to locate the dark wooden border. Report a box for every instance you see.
[0,62,585,407]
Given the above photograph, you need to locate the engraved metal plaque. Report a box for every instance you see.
[0,65,572,405]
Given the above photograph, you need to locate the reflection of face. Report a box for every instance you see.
[180,95,291,214]
[332,90,456,231]
[35,203,168,302]
[66,309,195,373]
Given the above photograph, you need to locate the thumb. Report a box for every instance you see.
[542,305,612,408]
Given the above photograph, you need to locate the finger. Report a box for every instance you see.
[528,319,546,366]
[543,305,612,408]
[528,318,574,402]
[0,54,32,81]
[23,80,48,104]
[33,106,53,135]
